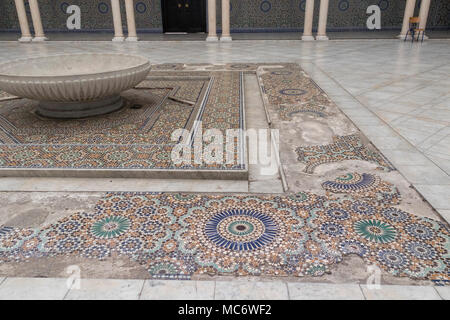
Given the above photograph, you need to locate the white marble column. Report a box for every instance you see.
[418,0,431,39]
[220,0,232,41]
[316,0,329,40]
[125,0,138,41]
[302,0,315,41]
[398,0,416,39]
[206,0,218,41]
[28,0,47,41]
[14,0,33,42]
[111,0,125,41]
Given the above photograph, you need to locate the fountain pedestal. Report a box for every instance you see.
[0,53,151,119]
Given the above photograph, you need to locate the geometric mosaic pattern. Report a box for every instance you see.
[296,134,396,174]
[312,199,449,281]
[0,70,245,171]
[0,173,448,282]
[322,172,402,205]
[258,65,332,121]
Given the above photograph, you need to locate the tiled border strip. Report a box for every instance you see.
[0,277,446,300]
[299,62,450,225]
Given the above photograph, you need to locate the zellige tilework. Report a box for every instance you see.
[0,173,448,281]
[0,68,245,172]
[296,134,395,174]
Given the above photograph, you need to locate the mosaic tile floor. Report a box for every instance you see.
[0,68,245,173]
[0,172,448,281]
[296,134,395,174]
[0,61,448,284]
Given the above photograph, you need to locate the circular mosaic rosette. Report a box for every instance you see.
[322,172,401,205]
[311,198,450,281]
[176,195,340,277]
[1,191,448,282]
[33,193,176,262]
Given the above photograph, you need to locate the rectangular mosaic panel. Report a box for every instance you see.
[0,71,246,173]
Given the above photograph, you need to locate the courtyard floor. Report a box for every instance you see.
[0,39,448,299]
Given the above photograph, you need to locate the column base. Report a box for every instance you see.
[112,36,125,42]
[220,36,232,42]
[206,36,219,42]
[315,35,329,41]
[32,36,48,42]
[397,34,429,40]
[18,36,33,42]
[301,35,315,41]
[126,36,139,42]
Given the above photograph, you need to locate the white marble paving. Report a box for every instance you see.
[140,280,215,300]
[288,283,364,300]
[360,284,442,300]
[0,277,70,300]
[0,277,446,300]
[214,281,289,300]
[437,210,450,223]
[414,185,450,211]
[64,279,145,300]
[435,286,450,300]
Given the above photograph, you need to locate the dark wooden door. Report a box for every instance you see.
[162,0,206,33]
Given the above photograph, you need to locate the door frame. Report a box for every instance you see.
[161,0,207,33]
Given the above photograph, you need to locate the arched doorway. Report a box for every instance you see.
[161,0,206,33]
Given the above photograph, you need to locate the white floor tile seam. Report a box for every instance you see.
[300,61,450,221]
[377,109,450,127]
[418,127,450,152]
[0,277,446,300]
[353,63,449,99]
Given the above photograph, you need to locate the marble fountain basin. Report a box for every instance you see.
[0,53,151,118]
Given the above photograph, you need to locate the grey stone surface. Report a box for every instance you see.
[360,285,442,300]
[65,279,144,300]
[214,280,289,300]
[288,283,365,300]
[140,280,215,300]
[0,277,70,300]
[414,185,450,211]
[435,286,450,300]
[0,192,102,227]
